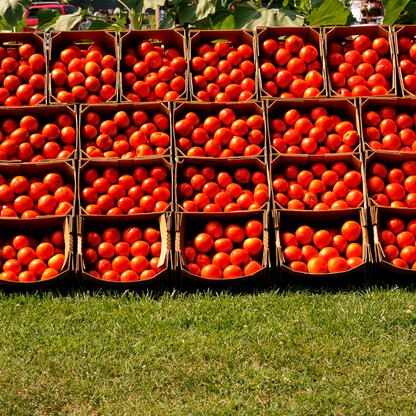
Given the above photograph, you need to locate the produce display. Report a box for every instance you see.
[0,230,65,281]
[281,220,363,273]
[0,43,45,106]
[273,161,363,210]
[83,225,165,281]
[183,219,263,278]
[177,165,268,212]
[259,35,323,98]
[0,113,76,161]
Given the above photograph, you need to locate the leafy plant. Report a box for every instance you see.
[0,0,31,32]
[382,0,412,25]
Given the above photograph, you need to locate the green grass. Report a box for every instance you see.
[1,287,416,415]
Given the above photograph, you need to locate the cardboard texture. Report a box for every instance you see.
[270,152,367,210]
[78,102,172,159]
[0,32,47,106]
[274,208,372,279]
[267,98,361,155]
[255,26,328,100]
[175,210,270,287]
[394,26,416,97]
[49,30,119,105]
[173,101,266,160]
[0,160,76,218]
[0,105,78,161]
[78,156,173,216]
[119,29,188,102]
[0,216,74,288]
[188,29,258,102]
[371,205,416,277]
[324,26,397,97]
[359,97,416,154]
[77,212,172,288]
[175,156,270,213]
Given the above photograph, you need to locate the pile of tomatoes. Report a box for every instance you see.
[191,41,255,102]
[281,220,363,273]
[51,44,117,103]
[328,35,392,97]
[0,231,66,281]
[184,219,263,278]
[273,161,363,210]
[81,109,170,158]
[380,217,416,270]
[260,35,323,98]
[397,35,416,94]
[0,172,73,218]
[0,113,76,162]
[81,165,170,215]
[178,165,268,212]
[175,107,264,157]
[0,43,45,107]
[121,40,186,102]
[270,106,359,155]
[83,225,165,281]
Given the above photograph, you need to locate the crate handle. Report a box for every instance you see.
[74,39,95,46]
[2,41,23,46]
[211,39,231,44]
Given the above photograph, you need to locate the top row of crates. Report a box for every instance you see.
[1,25,416,107]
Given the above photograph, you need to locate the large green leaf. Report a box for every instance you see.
[234,1,304,28]
[42,9,85,31]
[37,9,61,30]
[86,18,125,32]
[176,0,216,25]
[158,12,176,28]
[15,14,26,32]
[382,0,410,25]
[210,4,234,29]
[396,1,416,23]
[0,0,31,28]
[307,0,354,26]
[0,15,9,31]
[123,0,166,13]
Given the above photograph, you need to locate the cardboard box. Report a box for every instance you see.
[175,156,270,213]
[119,29,188,102]
[270,152,367,210]
[267,98,361,155]
[360,97,416,154]
[0,105,78,161]
[78,156,173,216]
[175,210,270,287]
[0,32,47,106]
[79,102,172,159]
[188,29,257,102]
[77,212,172,288]
[324,26,397,97]
[173,101,266,160]
[274,208,371,280]
[0,160,76,218]
[255,26,328,100]
[49,30,118,105]
[0,216,74,288]
[394,25,416,97]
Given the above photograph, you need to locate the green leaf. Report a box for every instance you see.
[396,1,416,23]
[307,0,354,26]
[88,20,114,30]
[15,14,26,32]
[382,0,410,25]
[0,14,11,31]
[176,0,216,25]
[123,0,166,14]
[0,0,31,28]
[158,12,176,28]
[234,1,304,28]
[42,9,85,31]
[36,9,61,30]
[210,4,234,29]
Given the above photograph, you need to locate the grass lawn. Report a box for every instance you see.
[1,286,416,415]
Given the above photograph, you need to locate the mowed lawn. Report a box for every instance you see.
[1,287,416,415]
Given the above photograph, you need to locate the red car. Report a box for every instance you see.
[25,1,78,29]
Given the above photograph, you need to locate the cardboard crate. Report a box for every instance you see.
[270,152,367,210]
[188,29,258,102]
[394,25,416,97]
[324,26,397,97]
[173,101,266,160]
[78,156,173,216]
[0,32,47,106]
[119,29,188,103]
[255,26,328,100]
[0,160,76,218]
[0,216,74,288]
[274,208,372,281]
[175,210,270,288]
[175,156,270,213]
[77,212,172,288]
[49,30,118,105]
[79,102,172,159]
[0,104,77,162]
[360,97,416,154]
[267,98,361,155]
